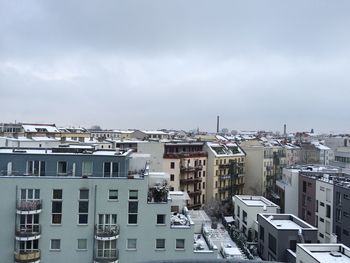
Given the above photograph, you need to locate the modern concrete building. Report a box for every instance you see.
[290,243,350,263]
[257,213,318,262]
[233,195,279,239]
[205,142,245,201]
[334,179,350,247]
[0,146,220,263]
[276,168,300,214]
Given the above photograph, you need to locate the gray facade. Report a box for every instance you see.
[258,214,317,262]
[334,183,350,247]
[0,148,215,263]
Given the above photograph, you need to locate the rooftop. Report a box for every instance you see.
[297,243,350,263]
[260,214,317,230]
[234,195,279,208]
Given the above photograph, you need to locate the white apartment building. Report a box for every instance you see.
[292,243,350,263]
[276,168,300,215]
[315,176,337,243]
[233,195,279,239]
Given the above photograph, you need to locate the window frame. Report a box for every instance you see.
[108,190,118,201]
[50,239,61,251]
[175,239,185,250]
[155,239,165,250]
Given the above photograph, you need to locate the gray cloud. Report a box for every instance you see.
[1,0,350,133]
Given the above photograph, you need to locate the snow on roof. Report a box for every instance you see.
[207,142,245,157]
[22,124,59,133]
[141,130,168,135]
[311,142,330,150]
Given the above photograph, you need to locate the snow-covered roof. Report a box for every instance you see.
[207,142,245,157]
[22,124,59,133]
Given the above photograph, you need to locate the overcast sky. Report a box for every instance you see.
[1,1,350,133]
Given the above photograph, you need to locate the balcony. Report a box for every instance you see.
[180,177,201,184]
[219,186,232,192]
[219,174,233,180]
[180,166,196,172]
[94,249,119,263]
[95,225,120,241]
[187,203,202,210]
[218,163,231,169]
[14,249,40,263]
[187,190,201,196]
[16,200,42,215]
[163,151,208,159]
[15,225,41,241]
[195,165,203,170]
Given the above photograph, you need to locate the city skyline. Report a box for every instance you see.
[1,1,350,133]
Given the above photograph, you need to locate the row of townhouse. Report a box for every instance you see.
[0,145,244,263]
[233,195,350,263]
[276,165,350,247]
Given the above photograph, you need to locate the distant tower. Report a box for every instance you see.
[283,124,287,137]
[217,116,220,134]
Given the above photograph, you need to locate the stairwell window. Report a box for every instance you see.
[78,189,89,224]
[50,239,61,250]
[52,189,63,224]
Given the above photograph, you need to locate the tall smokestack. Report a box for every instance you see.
[217,116,220,133]
[284,124,287,137]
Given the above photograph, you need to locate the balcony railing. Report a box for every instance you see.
[219,186,232,192]
[163,151,208,159]
[95,225,120,239]
[16,200,42,213]
[180,166,196,172]
[187,203,202,209]
[194,165,203,170]
[14,249,40,263]
[180,177,201,184]
[187,190,201,196]
[16,225,41,239]
[219,163,231,168]
[94,249,119,262]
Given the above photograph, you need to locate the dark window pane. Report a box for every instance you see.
[79,201,89,213]
[128,202,138,213]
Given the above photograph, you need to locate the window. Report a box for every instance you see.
[127,239,137,250]
[336,209,342,222]
[97,240,117,258]
[78,189,89,224]
[320,202,325,207]
[237,206,240,217]
[57,161,67,175]
[52,189,62,224]
[103,162,119,177]
[82,161,93,176]
[243,210,247,224]
[77,239,87,250]
[303,181,307,193]
[157,214,166,225]
[326,189,331,202]
[156,239,165,250]
[260,226,264,241]
[50,239,61,250]
[326,221,331,234]
[289,240,297,251]
[175,239,185,250]
[128,190,138,224]
[170,174,174,181]
[203,171,205,177]
[203,182,205,189]
[203,160,206,166]
[27,160,45,176]
[268,234,276,254]
[336,192,342,205]
[326,205,331,218]
[108,190,118,200]
[129,190,138,200]
[320,217,324,223]
[170,162,175,169]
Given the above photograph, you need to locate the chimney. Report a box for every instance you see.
[217,116,220,133]
[284,124,287,137]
